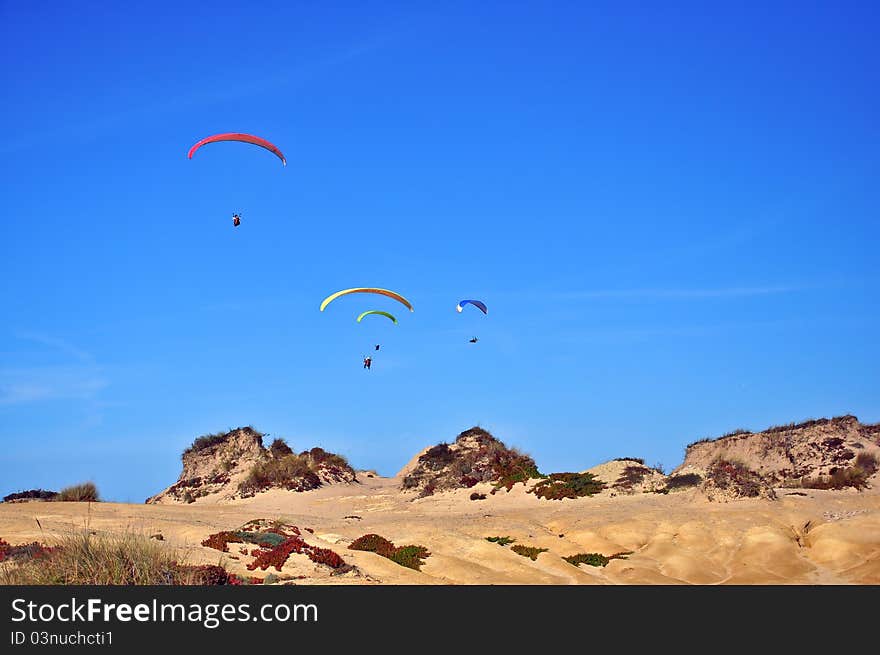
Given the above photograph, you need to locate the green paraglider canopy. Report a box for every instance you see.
[356,310,398,324]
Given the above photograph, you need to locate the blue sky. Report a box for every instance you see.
[1,1,878,502]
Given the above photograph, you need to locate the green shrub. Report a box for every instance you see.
[491,450,543,492]
[348,534,395,555]
[348,533,430,571]
[235,531,287,547]
[563,551,632,568]
[485,536,515,546]
[388,545,431,571]
[530,472,605,500]
[510,544,548,560]
[564,553,608,567]
[56,482,99,502]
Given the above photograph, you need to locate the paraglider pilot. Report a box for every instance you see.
[232,213,241,227]
[375,344,380,351]
[469,337,479,343]
[363,356,372,370]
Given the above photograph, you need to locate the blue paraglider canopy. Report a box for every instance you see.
[456,300,488,314]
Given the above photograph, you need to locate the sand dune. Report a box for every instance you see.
[2,473,878,584]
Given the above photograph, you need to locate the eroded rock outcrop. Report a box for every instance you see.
[677,415,880,490]
[146,427,356,504]
[400,427,541,497]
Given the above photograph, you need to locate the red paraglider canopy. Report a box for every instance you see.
[187,133,286,166]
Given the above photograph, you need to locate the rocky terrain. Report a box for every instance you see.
[146,427,357,504]
[583,459,667,496]
[676,415,880,494]
[399,427,542,497]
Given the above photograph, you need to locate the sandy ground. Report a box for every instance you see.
[2,475,878,584]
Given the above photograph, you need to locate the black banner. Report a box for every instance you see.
[0,585,873,651]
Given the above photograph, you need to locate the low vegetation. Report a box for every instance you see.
[0,531,246,585]
[238,441,355,496]
[705,459,769,499]
[563,551,632,568]
[56,482,100,502]
[268,438,293,457]
[485,536,516,546]
[2,489,58,503]
[161,431,355,503]
[201,530,286,552]
[0,538,57,565]
[856,451,879,475]
[4,483,100,504]
[510,544,548,560]
[529,472,605,500]
[764,417,852,435]
[201,521,349,573]
[240,454,322,495]
[614,464,650,491]
[665,473,702,490]
[799,453,878,490]
[247,536,347,572]
[401,427,544,497]
[492,452,544,492]
[564,552,609,567]
[302,447,351,471]
[688,415,861,448]
[348,533,430,571]
[183,427,261,458]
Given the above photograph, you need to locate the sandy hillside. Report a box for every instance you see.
[2,474,878,584]
[678,415,880,485]
[4,420,879,585]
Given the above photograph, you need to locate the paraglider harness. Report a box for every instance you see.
[363,356,372,370]
[232,213,241,227]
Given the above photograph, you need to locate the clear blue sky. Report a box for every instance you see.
[2,1,878,502]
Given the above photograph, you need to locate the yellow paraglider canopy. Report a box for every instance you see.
[320,288,414,312]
